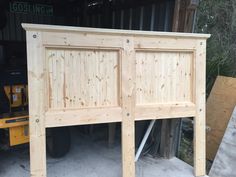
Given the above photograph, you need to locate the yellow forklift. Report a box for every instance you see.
[0,67,70,158]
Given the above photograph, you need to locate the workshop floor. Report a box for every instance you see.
[0,128,207,177]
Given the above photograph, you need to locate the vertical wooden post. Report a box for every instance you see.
[26,31,47,177]
[194,40,206,176]
[159,119,181,159]
[172,0,181,32]
[121,37,135,177]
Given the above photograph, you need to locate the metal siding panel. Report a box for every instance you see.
[43,15,50,25]
[9,12,15,41]
[2,12,10,41]
[39,14,43,24]
[57,16,65,25]
[96,14,100,27]
[123,9,129,29]
[91,14,96,27]
[153,3,159,31]
[77,16,80,26]
[169,0,175,31]
[86,14,90,27]
[157,2,165,31]
[0,30,2,40]
[131,7,141,30]
[112,11,116,28]
[114,10,121,29]
[15,13,22,41]
[150,4,156,31]
[20,14,25,41]
[143,5,152,30]
[21,14,28,40]
[1,0,175,41]
[120,10,124,29]
[90,15,94,27]
[27,13,34,23]
[139,6,144,30]
[49,15,53,25]
[98,14,102,27]
[164,1,171,31]
[112,11,115,28]
[87,14,91,27]
[54,16,59,25]
[129,8,133,29]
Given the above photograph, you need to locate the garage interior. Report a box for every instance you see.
[0,0,203,177]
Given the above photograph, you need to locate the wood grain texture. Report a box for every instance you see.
[194,39,206,176]
[47,49,119,109]
[22,23,210,38]
[136,51,193,105]
[26,31,47,177]
[45,107,122,127]
[206,76,236,161]
[209,106,236,177]
[22,23,209,177]
[121,38,136,177]
[135,103,196,120]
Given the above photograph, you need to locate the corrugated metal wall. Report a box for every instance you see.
[0,0,175,41]
[0,12,67,41]
[84,1,175,31]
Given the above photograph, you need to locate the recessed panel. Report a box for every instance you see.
[136,51,193,105]
[47,49,119,109]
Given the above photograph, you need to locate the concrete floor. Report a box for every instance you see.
[0,128,208,177]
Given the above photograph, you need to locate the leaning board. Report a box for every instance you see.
[209,106,236,177]
[22,23,210,177]
[206,76,236,161]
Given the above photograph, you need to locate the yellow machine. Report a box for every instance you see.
[0,69,70,158]
[4,85,28,109]
[0,84,29,146]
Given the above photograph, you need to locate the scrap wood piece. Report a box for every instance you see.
[209,106,236,177]
[206,76,236,161]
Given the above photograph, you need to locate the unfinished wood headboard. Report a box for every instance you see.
[22,23,210,177]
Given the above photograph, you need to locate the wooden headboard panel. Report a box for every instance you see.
[22,23,210,177]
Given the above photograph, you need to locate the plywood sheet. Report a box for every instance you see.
[209,106,236,177]
[206,76,236,160]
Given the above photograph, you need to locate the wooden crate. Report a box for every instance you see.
[22,23,210,177]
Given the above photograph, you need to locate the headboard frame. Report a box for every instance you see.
[22,23,210,177]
